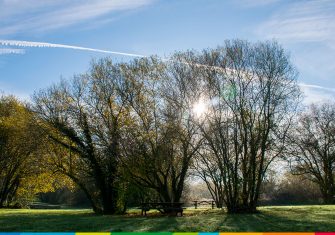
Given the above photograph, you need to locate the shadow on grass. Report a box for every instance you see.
[128,209,335,232]
[213,210,334,232]
[1,206,335,232]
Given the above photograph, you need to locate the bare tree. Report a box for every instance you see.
[120,57,202,205]
[184,40,300,213]
[31,40,301,214]
[288,102,335,204]
[193,152,225,208]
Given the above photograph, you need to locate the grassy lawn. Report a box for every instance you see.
[0,205,334,232]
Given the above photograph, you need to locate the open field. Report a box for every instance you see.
[1,205,335,232]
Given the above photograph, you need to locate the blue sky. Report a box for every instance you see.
[0,0,335,103]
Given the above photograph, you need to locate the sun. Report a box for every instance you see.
[193,98,207,117]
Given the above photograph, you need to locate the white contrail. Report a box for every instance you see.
[3,40,335,94]
[0,39,145,58]
[0,39,228,71]
[0,48,25,55]
[2,39,335,102]
[298,83,335,93]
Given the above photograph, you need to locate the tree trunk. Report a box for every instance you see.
[321,189,335,204]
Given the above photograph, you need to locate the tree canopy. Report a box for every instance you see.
[6,40,332,214]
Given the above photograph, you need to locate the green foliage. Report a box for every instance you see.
[0,95,70,207]
[0,96,39,207]
[32,58,142,214]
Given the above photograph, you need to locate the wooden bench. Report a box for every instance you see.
[140,202,184,216]
[193,200,215,209]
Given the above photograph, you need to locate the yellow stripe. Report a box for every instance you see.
[77,233,110,235]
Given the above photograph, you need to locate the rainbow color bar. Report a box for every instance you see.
[0,232,334,235]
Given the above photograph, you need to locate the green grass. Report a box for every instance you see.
[0,205,334,232]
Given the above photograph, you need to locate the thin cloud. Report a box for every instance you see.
[0,0,154,36]
[0,40,146,57]
[299,83,335,93]
[256,0,335,92]
[234,0,280,8]
[299,82,335,104]
[257,0,335,43]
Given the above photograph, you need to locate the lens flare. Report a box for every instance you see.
[193,98,207,117]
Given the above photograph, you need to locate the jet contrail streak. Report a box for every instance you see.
[0,39,146,58]
[298,83,335,93]
[3,40,335,94]
[0,39,228,72]
[0,48,25,55]
[2,40,335,96]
